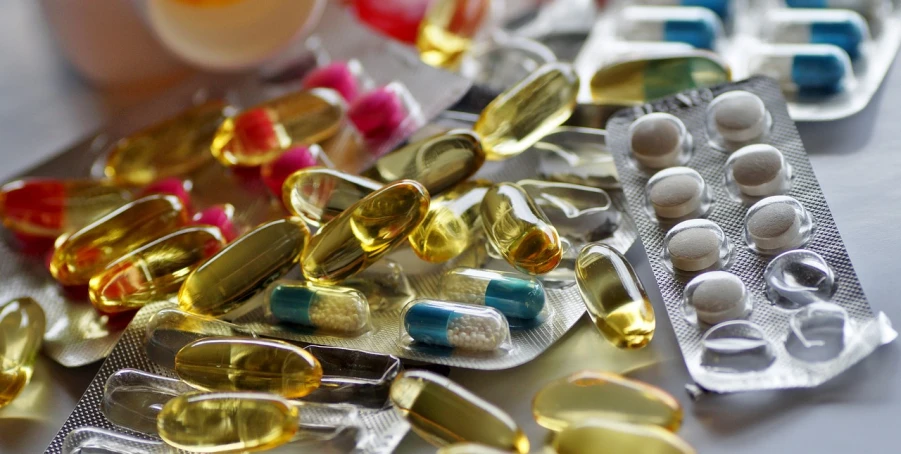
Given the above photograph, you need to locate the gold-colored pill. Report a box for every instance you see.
[105,100,229,186]
[475,62,579,161]
[301,180,429,284]
[50,194,189,285]
[281,167,382,227]
[409,180,491,263]
[532,371,682,432]
[480,182,562,275]
[417,0,490,69]
[551,418,696,454]
[157,392,299,453]
[0,297,45,409]
[178,217,310,316]
[175,337,322,398]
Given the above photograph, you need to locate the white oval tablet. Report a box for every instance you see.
[647,167,708,219]
[668,227,720,272]
[729,144,786,197]
[746,202,801,250]
[710,91,769,143]
[688,271,749,325]
[629,113,687,169]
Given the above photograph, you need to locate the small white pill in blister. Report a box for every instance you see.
[668,227,719,272]
[728,144,789,197]
[746,203,801,250]
[686,271,750,325]
[629,113,689,169]
[646,167,709,219]
[708,90,771,144]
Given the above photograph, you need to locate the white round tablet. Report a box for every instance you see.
[629,113,688,169]
[710,90,770,143]
[668,227,720,272]
[746,202,801,250]
[687,271,750,325]
[729,144,787,197]
[646,167,708,219]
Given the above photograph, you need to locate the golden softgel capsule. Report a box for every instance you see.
[302,180,429,284]
[551,419,695,454]
[417,0,490,69]
[178,217,310,316]
[211,89,344,167]
[480,183,562,275]
[390,370,529,453]
[50,194,189,285]
[157,392,299,453]
[175,337,322,398]
[105,100,229,185]
[409,180,491,263]
[89,226,226,314]
[475,62,579,161]
[575,243,655,349]
[532,371,682,432]
[0,297,45,409]
[282,167,382,227]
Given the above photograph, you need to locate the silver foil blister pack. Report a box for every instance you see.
[606,76,896,393]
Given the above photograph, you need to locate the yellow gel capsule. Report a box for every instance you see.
[158,392,299,453]
[0,298,45,409]
[590,53,731,106]
[211,89,344,167]
[302,180,430,284]
[178,217,310,316]
[480,183,562,275]
[105,100,229,186]
[475,62,579,161]
[390,370,529,453]
[409,180,491,263]
[417,0,489,69]
[439,443,516,454]
[50,194,189,286]
[281,167,382,227]
[363,130,485,196]
[551,418,696,454]
[175,337,322,398]
[575,243,655,349]
[89,226,226,314]
[532,370,682,432]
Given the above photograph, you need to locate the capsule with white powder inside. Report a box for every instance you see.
[401,299,510,352]
[762,9,869,59]
[628,113,692,170]
[618,6,722,50]
[726,144,791,198]
[683,271,751,325]
[265,282,372,335]
[631,0,731,21]
[784,0,887,21]
[747,44,851,94]
[441,268,546,320]
[645,167,711,221]
[743,196,815,253]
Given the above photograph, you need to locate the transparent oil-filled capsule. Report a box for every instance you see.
[174,337,322,398]
[764,249,838,310]
[631,0,730,20]
[746,44,852,95]
[550,418,696,454]
[590,52,730,107]
[362,130,485,196]
[438,443,515,454]
[628,113,693,170]
[89,226,226,314]
[441,267,546,320]
[0,178,131,238]
[459,34,556,109]
[481,183,562,275]
[282,167,382,227]
[145,308,247,369]
[724,144,792,200]
[762,9,869,60]
[663,219,732,275]
[157,392,299,453]
[417,0,490,69]
[178,217,310,316]
[301,180,430,284]
[409,180,491,263]
[701,321,776,373]
[49,194,189,285]
[401,299,511,352]
[743,196,815,254]
[785,302,849,362]
[576,244,655,349]
[105,100,229,186]
[102,368,195,435]
[302,345,401,409]
[474,62,579,161]
[683,271,752,326]
[0,297,45,409]
[62,426,170,454]
[211,88,344,167]
[644,167,713,223]
[265,281,372,336]
[706,90,773,150]
[342,259,416,312]
[532,370,682,432]
[390,370,529,453]
[618,6,722,50]
[535,127,620,190]
[518,179,621,244]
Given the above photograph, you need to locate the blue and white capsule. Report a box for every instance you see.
[785,0,888,19]
[631,0,731,21]
[441,268,546,320]
[401,299,511,352]
[748,44,852,94]
[266,281,372,335]
[618,6,723,50]
[763,9,869,59]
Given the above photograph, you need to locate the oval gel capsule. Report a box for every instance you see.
[590,53,731,106]
[266,282,372,335]
[282,167,383,227]
[417,0,491,69]
[763,9,868,59]
[481,183,562,275]
[619,6,722,50]
[0,298,45,408]
[551,418,696,454]
[748,44,851,94]
[402,299,510,351]
[409,180,491,263]
[441,268,546,320]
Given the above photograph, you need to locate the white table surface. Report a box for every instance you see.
[2,0,900,452]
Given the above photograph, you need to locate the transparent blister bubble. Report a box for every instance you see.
[62,426,169,454]
[144,308,248,369]
[724,144,793,203]
[535,127,620,190]
[682,271,752,327]
[743,195,815,254]
[519,179,621,245]
[785,302,849,363]
[485,234,576,290]
[701,321,776,373]
[705,90,773,152]
[627,113,694,172]
[399,299,513,356]
[764,249,838,311]
[342,258,416,313]
[102,368,195,435]
[662,219,733,276]
[644,167,714,225]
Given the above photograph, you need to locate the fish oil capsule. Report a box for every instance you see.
[145,309,246,369]
[590,54,731,106]
[684,271,751,325]
[481,183,562,275]
[175,337,322,398]
[763,9,868,59]
[629,113,691,169]
[102,368,195,435]
[105,100,229,186]
[390,370,529,452]
[302,180,429,284]
[532,370,683,432]
[551,418,696,454]
[265,282,371,335]
[726,144,791,198]
[439,443,515,454]
[646,167,712,220]
[211,89,344,167]
[363,130,485,196]
[475,62,579,161]
[417,0,490,69]
[631,0,730,20]
[179,218,309,316]
[664,219,731,272]
[618,6,722,50]
[62,427,169,454]
[409,180,491,263]
[50,194,189,285]
[0,178,130,238]
[158,392,299,453]
[442,268,546,320]
[89,226,226,314]
[747,44,851,94]
[743,196,814,253]
[0,297,45,408]
[282,167,383,227]
[576,244,655,349]
[402,299,511,351]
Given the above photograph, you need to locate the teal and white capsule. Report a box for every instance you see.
[266,282,372,335]
[748,44,851,94]
[785,0,886,19]
[631,0,731,21]
[441,268,546,320]
[763,9,868,59]
[401,299,510,352]
[618,6,722,50]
